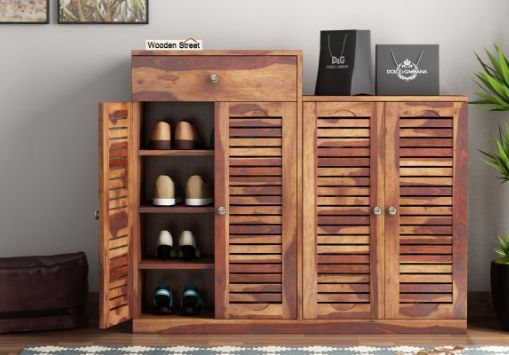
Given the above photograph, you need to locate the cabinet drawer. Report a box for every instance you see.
[132,55,297,102]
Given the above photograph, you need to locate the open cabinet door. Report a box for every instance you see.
[99,102,138,328]
[215,102,298,319]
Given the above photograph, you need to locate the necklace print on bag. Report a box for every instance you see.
[327,34,349,69]
[387,50,428,81]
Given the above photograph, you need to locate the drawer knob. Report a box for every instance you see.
[388,206,397,216]
[373,206,382,216]
[217,206,226,216]
[94,210,100,220]
[210,73,219,84]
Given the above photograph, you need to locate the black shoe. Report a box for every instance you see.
[180,286,204,316]
[152,286,176,315]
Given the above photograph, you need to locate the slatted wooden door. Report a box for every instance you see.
[302,101,384,320]
[384,101,467,319]
[99,102,138,328]
[215,102,297,319]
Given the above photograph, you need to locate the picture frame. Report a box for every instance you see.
[58,0,149,24]
[0,0,49,24]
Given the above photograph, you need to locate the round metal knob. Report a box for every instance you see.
[94,210,100,220]
[217,206,226,216]
[210,73,219,84]
[373,206,382,216]
[388,206,397,216]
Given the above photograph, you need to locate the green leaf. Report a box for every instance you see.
[496,45,509,87]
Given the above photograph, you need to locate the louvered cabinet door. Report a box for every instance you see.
[384,102,467,319]
[215,102,297,319]
[303,102,384,320]
[99,102,139,328]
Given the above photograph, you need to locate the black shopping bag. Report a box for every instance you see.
[315,30,374,96]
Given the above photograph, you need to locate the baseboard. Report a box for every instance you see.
[87,291,496,325]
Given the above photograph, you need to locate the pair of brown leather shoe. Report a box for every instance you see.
[150,120,200,150]
[153,175,213,206]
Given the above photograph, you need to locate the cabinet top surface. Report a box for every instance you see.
[304,95,468,102]
[132,50,303,56]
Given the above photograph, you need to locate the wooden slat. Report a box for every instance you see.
[229,293,282,303]
[317,274,370,283]
[230,127,282,138]
[400,167,453,177]
[317,215,370,225]
[399,206,453,215]
[318,284,370,293]
[399,294,453,303]
[317,235,370,244]
[318,168,370,177]
[318,128,370,138]
[400,245,453,254]
[317,138,370,147]
[400,265,452,273]
[229,254,282,263]
[400,128,453,138]
[400,148,453,157]
[230,245,282,254]
[229,138,282,147]
[230,224,282,235]
[317,255,370,264]
[230,206,282,215]
[400,255,453,263]
[400,138,453,147]
[317,245,370,254]
[229,284,282,293]
[399,118,452,128]
[400,187,452,197]
[399,274,452,283]
[318,158,370,167]
[317,148,370,157]
[229,215,282,224]
[229,195,282,205]
[318,264,370,273]
[318,177,370,186]
[229,167,282,176]
[399,284,453,293]
[229,273,282,283]
[229,118,281,127]
[400,216,453,225]
[317,197,370,206]
[399,235,453,245]
[230,235,283,245]
[318,225,370,235]
[229,264,282,273]
[400,197,453,206]
[318,206,371,215]
[229,186,282,196]
[317,187,370,196]
[229,147,282,157]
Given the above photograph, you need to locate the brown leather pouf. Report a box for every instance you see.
[0,252,88,333]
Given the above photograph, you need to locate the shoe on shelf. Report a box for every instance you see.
[180,286,204,316]
[149,121,171,149]
[178,230,200,260]
[156,230,176,260]
[153,175,182,206]
[152,286,176,315]
[185,175,213,206]
[174,120,200,149]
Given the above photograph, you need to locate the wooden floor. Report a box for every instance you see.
[1,294,508,354]
[0,317,508,355]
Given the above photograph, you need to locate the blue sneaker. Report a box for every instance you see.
[180,286,204,316]
[152,286,176,315]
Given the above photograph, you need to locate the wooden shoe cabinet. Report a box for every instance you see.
[99,50,468,333]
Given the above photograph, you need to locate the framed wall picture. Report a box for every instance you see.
[0,0,49,24]
[58,0,148,24]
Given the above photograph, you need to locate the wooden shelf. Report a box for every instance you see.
[139,205,214,214]
[140,308,214,320]
[139,258,215,270]
[139,149,214,157]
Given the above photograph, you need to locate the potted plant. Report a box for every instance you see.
[474,44,509,329]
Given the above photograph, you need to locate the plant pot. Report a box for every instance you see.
[491,260,509,330]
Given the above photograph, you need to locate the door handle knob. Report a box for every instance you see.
[217,206,226,216]
[388,206,397,216]
[373,206,383,216]
[210,73,219,84]
[94,210,100,220]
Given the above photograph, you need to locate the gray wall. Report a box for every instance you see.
[0,0,507,292]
